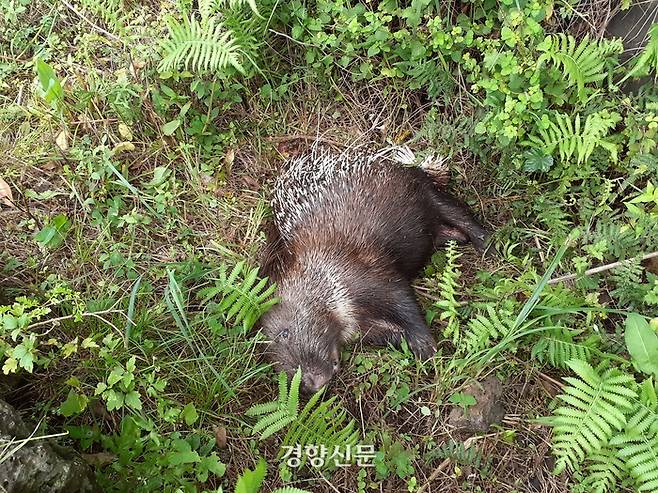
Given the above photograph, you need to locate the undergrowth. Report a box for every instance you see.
[1,0,658,492]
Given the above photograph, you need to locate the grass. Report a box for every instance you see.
[2,0,658,492]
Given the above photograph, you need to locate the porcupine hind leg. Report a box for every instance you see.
[360,284,437,360]
[428,188,490,253]
[408,166,490,253]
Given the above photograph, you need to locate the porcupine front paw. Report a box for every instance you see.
[405,331,437,360]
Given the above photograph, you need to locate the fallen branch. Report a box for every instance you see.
[60,0,122,43]
[548,251,658,285]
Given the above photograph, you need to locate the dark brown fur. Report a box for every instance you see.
[259,156,489,392]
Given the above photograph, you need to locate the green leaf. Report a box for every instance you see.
[34,57,63,107]
[105,389,124,411]
[625,313,658,378]
[196,453,226,482]
[523,148,554,172]
[182,402,199,426]
[235,457,267,493]
[448,392,477,409]
[2,357,18,375]
[124,390,142,410]
[59,389,88,417]
[161,119,181,136]
[146,166,171,188]
[168,439,200,465]
[107,366,125,387]
[34,214,71,249]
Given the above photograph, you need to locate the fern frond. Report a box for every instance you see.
[158,15,245,74]
[200,0,260,19]
[614,435,658,492]
[531,328,599,368]
[624,23,658,80]
[80,0,128,34]
[608,379,658,492]
[425,439,490,473]
[246,369,302,440]
[609,258,646,308]
[279,393,360,471]
[462,305,515,354]
[580,447,626,493]
[434,241,463,346]
[538,34,622,99]
[198,260,278,331]
[548,360,637,474]
[526,110,621,165]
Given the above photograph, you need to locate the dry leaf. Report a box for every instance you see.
[0,176,14,207]
[118,123,133,141]
[213,425,227,449]
[224,148,235,173]
[111,142,136,155]
[55,129,69,151]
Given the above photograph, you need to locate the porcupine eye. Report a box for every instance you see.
[279,329,289,339]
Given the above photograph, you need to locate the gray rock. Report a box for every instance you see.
[447,376,505,434]
[0,398,99,493]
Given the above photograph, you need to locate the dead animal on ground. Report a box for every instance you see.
[260,147,491,392]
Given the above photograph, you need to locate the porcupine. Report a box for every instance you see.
[259,146,489,392]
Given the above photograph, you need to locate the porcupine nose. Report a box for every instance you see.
[302,372,330,392]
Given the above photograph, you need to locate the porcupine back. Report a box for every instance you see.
[270,147,440,278]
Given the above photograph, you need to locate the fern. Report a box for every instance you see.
[80,0,128,35]
[425,439,490,474]
[462,305,515,354]
[199,0,259,19]
[158,15,245,74]
[579,447,626,493]
[246,370,360,469]
[609,379,658,492]
[246,370,301,440]
[547,359,637,474]
[526,111,621,166]
[434,241,463,346]
[198,260,278,332]
[623,23,658,81]
[609,257,647,308]
[587,220,641,259]
[531,327,599,369]
[537,34,622,100]
[279,390,360,470]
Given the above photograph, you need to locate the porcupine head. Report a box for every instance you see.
[260,257,347,394]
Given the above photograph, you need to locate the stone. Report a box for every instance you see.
[447,376,505,433]
[0,398,99,493]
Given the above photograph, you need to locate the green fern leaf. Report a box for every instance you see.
[434,241,463,346]
[608,379,658,492]
[531,328,599,368]
[538,34,621,100]
[158,15,245,74]
[526,110,620,166]
[279,393,360,471]
[463,305,515,353]
[198,261,278,331]
[548,360,637,474]
[624,23,658,80]
[580,447,626,493]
